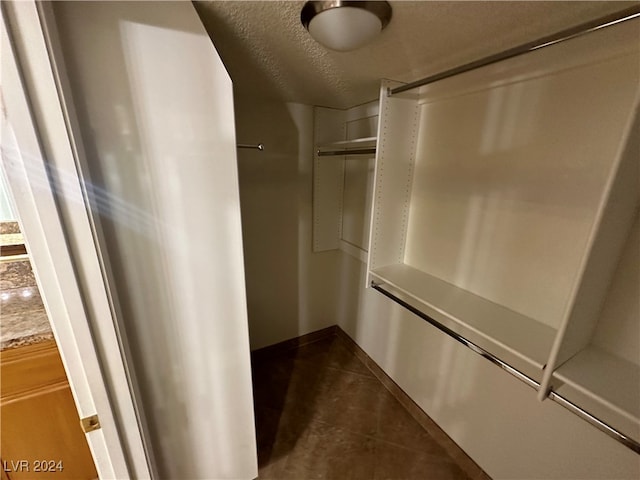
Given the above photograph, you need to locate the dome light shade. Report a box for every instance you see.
[301,1,392,52]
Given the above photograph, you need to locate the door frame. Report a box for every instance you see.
[1,2,151,478]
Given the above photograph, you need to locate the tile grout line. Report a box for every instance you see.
[333,326,492,480]
[251,325,492,480]
[309,417,467,459]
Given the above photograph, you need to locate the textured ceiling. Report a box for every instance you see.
[194,1,639,109]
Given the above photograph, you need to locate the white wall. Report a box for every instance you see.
[233,98,342,349]
[235,99,640,479]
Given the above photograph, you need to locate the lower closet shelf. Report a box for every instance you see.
[553,347,640,442]
[369,263,556,381]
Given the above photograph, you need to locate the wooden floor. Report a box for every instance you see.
[251,327,490,480]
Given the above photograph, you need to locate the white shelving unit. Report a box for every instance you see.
[313,103,378,262]
[367,15,640,450]
[551,209,640,443]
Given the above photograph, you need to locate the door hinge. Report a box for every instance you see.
[80,414,101,433]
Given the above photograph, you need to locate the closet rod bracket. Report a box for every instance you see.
[237,143,264,151]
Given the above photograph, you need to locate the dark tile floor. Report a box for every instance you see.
[251,333,474,479]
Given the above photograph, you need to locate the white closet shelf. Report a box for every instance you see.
[317,137,377,157]
[317,136,376,150]
[370,263,556,374]
[553,347,640,434]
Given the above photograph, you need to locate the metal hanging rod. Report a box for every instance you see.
[370,281,640,454]
[548,390,640,454]
[237,143,264,151]
[370,282,541,391]
[389,5,640,96]
[317,148,376,157]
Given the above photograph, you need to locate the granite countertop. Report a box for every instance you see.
[1,241,54,351]
[0,221,21,235]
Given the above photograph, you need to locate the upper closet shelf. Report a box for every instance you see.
[317,136,376,157]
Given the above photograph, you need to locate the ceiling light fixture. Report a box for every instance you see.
[301,1,392,52]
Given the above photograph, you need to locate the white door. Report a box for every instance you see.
[2,7,146,478]
[3,1,258,479]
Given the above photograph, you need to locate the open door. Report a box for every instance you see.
[2,4,148,478]
[2,1,257,478]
